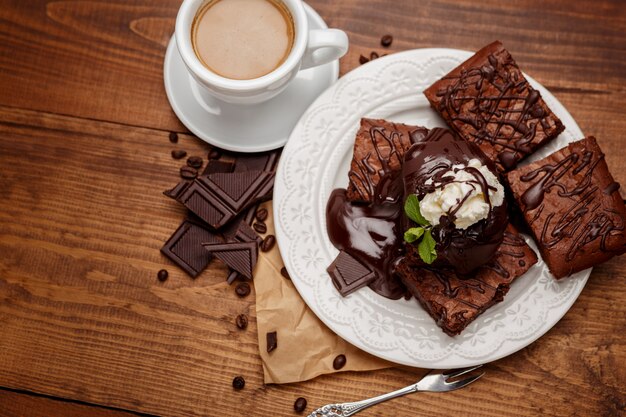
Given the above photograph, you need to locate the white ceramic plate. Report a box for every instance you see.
[274,48,591,368]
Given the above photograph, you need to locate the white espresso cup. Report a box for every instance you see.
[175,0,349,104]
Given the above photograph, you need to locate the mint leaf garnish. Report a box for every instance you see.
[418,229,437,264]
[404,194,429,226]
[403,227,424,243]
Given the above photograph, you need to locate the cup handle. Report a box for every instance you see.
[300,29,349,70]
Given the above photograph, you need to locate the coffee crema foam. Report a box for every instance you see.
[192,0,295,80]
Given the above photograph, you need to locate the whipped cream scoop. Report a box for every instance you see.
[419,158,505,229]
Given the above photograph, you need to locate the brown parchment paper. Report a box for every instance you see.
[254,202,393,384]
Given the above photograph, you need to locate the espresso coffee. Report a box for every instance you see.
[192,0,295,80]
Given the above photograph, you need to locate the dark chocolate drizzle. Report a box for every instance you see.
[603,181,620,195]
[520,143,625,260]
[419,230,529,309]
[403,128,508,274]
[434,47,560,170]
[327,175,408,300]
[348,125,426,202]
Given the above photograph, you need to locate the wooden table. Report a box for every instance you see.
[1,1,624,416]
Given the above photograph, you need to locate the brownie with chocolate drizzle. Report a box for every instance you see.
[346,118,428,203]
[424,41,564,172]
[506,136,626,279]
[396,225,538,336]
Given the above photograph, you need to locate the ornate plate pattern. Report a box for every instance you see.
[274,48,589,368]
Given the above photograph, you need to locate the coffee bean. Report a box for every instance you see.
[171,149,187,159]
[280,267,291,280]
[232,376,245,390]
[266,331,277,353]
[294,397,307,413]
[370,51,379,60]
[235,314,248,330]
[359,54,369,65]
[253,222,267,234]
[187,156,203,169]
[180,166,197,180]
[208,149,222,160]
[169,132,178,143]
[381,34,393,47]
[255,208,268,222]
[235,282,251,297]
[157,269,168,282]
[333,354,346,370]
[260,235,275,252]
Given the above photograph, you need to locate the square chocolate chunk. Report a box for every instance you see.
[346,118,428,203]
[161,220,222,277]
[396,226,538,336]
[506,136,626,279]
[424,41,564,172]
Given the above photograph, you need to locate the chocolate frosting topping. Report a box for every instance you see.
[402,128,508,274]
[424,41,564,172]
[327,175,408,300]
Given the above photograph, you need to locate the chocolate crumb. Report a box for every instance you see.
[180,166,197,180]
[260,235,275,252]
[235,282,251,297]
[169,132,178,143]
[157,269,169,282]
[381,34,393,47]
[187,156,203,169]
[171,149,187,159]
[280,267,291,280]
[255,208,268,222]
[232,376,245,390]
[208,149,222,160]
[253,222,267,234]
[235,314,248,330]
[294,397,307,413]
[370,51,379,60]
[266,331,277,353]
[333,354,346,370]
[359,54,369,65]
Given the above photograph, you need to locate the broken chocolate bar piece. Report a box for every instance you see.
[327,250,377,296]
[226,270,243,285]
[266,331,278,353]
[424,41,564,172]
[202,241,258,279]
[161,220,222,277]
[232,150,280,173]
[201,159,235,176]
[396,226,538,336]
[346,118,428,203]
[506,136,626,279]
[165,159,235,200]
[177,170,274,229]
[163,180,192,200]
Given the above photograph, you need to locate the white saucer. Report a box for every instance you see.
[163,3,339,153]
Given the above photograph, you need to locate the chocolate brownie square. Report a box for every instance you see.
[424,41,564,172]
[396,225,538,336]
[346,118,428,203]
[506,136,626,279]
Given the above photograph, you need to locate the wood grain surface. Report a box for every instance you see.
[0,0,625,416]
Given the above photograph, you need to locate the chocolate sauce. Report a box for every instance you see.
[403,128,508,274]
[520,140,624,260]
[347,121,427,202]
[603,181,620,195]
[326,174,407,300]
[433,45,561,171]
